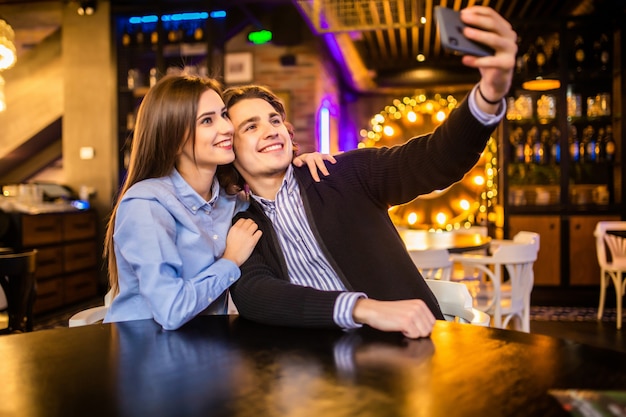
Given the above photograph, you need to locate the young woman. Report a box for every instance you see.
[103,75,331,330]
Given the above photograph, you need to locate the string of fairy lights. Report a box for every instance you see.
[358,93,499,231]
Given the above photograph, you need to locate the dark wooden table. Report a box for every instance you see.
[1,316,625,417]
[398,229,491,253]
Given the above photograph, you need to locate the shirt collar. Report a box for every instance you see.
[170,168,219,213]
[250,165,296,209]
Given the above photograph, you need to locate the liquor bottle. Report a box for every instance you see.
[550,126,561,164]
[534,128,549,164]
[604,125,616,163]
[578,127,586,162]
[573,35,586,73]
[121,26,132,47]
[596,127,606,162]
[513,127,525,163]
[569,125,580,163]
[535,37,547,75]
[583,125,597,163]
[135,29,145,47]
[525,127,537,164]
[524,43,537,77]
[598,33,611,73]
[150,27,159,46]
[193,24,205,42]
[547,33,560,73]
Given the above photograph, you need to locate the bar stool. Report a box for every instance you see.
[0,250,38,334]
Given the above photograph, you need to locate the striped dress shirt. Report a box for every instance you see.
[252,166,365,329]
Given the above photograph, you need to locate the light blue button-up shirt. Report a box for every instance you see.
[104,169,248,330]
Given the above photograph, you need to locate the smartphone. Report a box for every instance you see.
[435,6,494,57]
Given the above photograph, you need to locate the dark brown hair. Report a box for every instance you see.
[104,74,224,295]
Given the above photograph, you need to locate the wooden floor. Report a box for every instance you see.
[529,286,625,352]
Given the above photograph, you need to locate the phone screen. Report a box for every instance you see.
[435,6,494,57]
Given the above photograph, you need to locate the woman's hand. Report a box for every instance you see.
[222,218,262,267]
[293,152,337,182]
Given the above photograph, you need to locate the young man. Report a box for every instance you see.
[223,6,517,338]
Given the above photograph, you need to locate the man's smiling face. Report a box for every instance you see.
[229,97,294,182]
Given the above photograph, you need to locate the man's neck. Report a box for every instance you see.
[245,171,287,200]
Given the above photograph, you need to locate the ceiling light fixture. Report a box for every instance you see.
[77,1,97,16]
[0,17,17,71]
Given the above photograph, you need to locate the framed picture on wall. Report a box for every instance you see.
[224,52,253,84]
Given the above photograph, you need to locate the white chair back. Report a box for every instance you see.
[409,248,452,281]
[604,234,626,267]
[595,221,626,268]
[449,235,539,332]
[594,221,626,329]
[513,231,540,251]
[424,279,490,326]
[68,289,113,327]
[490,241,538,264]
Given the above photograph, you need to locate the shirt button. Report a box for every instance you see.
[212,234,219,240]
[191,205,198,211]
[208,297,213,302]
[229,277,235,282]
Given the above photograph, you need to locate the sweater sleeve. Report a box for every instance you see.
[326,97,499,207]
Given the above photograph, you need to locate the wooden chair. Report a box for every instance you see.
[594,221,626,329]
[0,250,38,334]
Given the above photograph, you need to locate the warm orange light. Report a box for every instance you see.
[522,77,561,91]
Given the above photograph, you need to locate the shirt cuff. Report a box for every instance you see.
[333,292,367,329]
[468,83,506,125]
[210,258,241,287]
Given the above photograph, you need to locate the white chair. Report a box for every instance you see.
[68,290,113,327]
[409,248,452,281]
[450,234,539,332]
[425,279,491,326]
[594,221,626,329]
[451,226,488,281]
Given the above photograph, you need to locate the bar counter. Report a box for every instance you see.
[1,315,625,417]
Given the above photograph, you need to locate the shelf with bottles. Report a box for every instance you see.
[566,23,613,84]
[513,27,561,91]
[115,12,210,96]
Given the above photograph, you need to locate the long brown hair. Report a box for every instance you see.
[218,85,296,194]
[104,75,224,295]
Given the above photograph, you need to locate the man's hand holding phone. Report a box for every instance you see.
[435,6,494,57]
